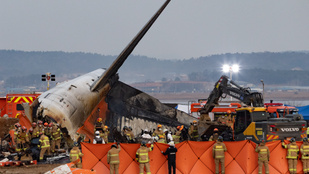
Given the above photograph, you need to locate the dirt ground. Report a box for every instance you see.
[0,117,18,139]
[0,163,62,174]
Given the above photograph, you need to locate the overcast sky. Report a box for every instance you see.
[1,0,309,60]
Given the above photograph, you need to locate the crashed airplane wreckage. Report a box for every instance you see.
[23,0,195,141]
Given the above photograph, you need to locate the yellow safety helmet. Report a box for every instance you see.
[157,124,162,128]
[193,120,197,123]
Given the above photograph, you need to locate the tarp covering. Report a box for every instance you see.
[297,105,309,120]
[81,140,308,174]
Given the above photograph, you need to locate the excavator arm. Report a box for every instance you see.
[200,75,264,115]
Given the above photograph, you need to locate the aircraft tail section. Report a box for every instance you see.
[90,0,171,92]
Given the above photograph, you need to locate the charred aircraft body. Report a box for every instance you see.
[24,0,195,140]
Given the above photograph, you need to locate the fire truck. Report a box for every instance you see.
[190,100,241,120]
[0,93,41,129]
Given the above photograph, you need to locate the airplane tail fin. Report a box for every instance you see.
[91,0,171,92]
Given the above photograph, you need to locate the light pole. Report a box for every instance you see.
[223,64,239,100]
[260,79,264,100]
[222,64,239,81]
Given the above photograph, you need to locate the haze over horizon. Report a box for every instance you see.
[1,0,309,60]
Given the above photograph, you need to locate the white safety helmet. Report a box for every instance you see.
[95,131,100,135]
[168,141,175,146]
[163,129,168,132]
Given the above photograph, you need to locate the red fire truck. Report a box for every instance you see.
[0,93,41,129]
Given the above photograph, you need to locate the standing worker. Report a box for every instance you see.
[102,126,109,143]
[255,139,270,174]
[16,126,29,152]
[107,143,121,174]
[38,132,50,161]
[226,110,234,128]
[161,142,177,174]
[95,118,104,132]
[212,136,227,174]
[301,137,309,174]
[93,131,105,144]
[189,120,199,141]
[153,124,164,137]
[282,138,299,174]
[172,126,182,144]
[31,122,39,139]
[70,142,84,168]
[136,141,154,174]
[51,123,62,153]
[126,127,135,143]
[209,128,219,141]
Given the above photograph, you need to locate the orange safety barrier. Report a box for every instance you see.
[81,140,307,174]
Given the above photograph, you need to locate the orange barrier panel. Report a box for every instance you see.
[81,140,306,174]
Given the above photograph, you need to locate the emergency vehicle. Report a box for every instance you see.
[0,93,41,128]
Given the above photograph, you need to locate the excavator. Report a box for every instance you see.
[198,75,307,143]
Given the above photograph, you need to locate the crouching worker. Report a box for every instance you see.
[136,141,154,174]
[107,143,121,174]
[70,142,84,168]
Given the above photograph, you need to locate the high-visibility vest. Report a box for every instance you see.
[301,144,309,159]
[255,145,269,161]
[70,148,83,163]
[107,148,121,164]
[136,145,153,163]
[282,142,299,159]
[213,142,227,159]
[39,135,50,148]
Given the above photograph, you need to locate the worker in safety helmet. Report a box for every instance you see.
[93,131,105,144]
[255,139,270,174]
[161,141,177,174]
[51,123,62,153]
[31,122,39,138]
[95,118,104,132]
[38,132,50,161]
[209,128,219,141]
[301,137,309,174]
[102,125,109,143]
[189,120,199,141]
[172,126,182,144]
[282,138,299,174]
[153,124,164,138]
[44,122,51,139]
[217,114,227,125]
[226,110,234,128]
[16,126,29,152]
[70,142,84,168]
[126,126,135,143]
[37,120,44,135]
[13,123,21,145]
[136,141,154,174]
[212,136,227,174]
[141,129,153,144]
[107,143,121,174]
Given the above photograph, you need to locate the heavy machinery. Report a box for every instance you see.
[198,75,307,142]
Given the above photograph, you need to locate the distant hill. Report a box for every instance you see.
[1,50,309,90]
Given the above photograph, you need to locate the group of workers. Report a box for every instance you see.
[93,118,110,144]
[12,120,62,161]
